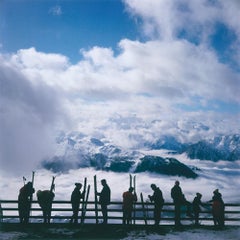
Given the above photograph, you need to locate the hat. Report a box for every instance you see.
[101,179,107,184]
[151,184,156,189]
[175,181,180,185]
[75,182,82,187]
[213,189,219,194]
[129,187,134,192]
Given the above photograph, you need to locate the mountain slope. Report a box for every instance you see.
[41,132,240,177]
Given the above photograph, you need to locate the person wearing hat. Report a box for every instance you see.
[122,187,137,225]
[148,184,164,226]
[18,181,35,223]
[70,182,84,224]
[192,192,203,225]
[171,180,192,227]
[210,189,225,228]
[96,179,111,224]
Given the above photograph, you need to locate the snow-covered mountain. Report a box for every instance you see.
[184,135,240,161]
[41,132,240,177]
[146,134,240,161]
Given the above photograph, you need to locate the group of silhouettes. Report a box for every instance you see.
[18,181,55,224]
[18,179,225,228]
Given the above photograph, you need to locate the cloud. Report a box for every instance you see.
[1,158,240,203]
[0,54,67,175]
[124,0,240,39]
[0,0,240,174]
[49,5,62,16]
[1,39,239,153]
[123,0,240,67]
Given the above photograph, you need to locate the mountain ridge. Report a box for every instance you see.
[41,132,239,178]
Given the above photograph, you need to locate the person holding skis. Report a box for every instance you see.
[192,192,203,225]
[148,184,164,226]
[96,179,111,224]
[210,189,225,228]
[171,180,192,227]
[18,181,35,224]
[36,177,55,224]
[122,187,137,225]
[70,182,85,224]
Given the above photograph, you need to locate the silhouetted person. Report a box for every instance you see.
[18,181,35,223]
[148,184,164,226]
[171,181,192,227]
[122,187,137,225]
[192,192,202,225]
[37,190,55,223]
[37,178,55,224]
[70,182,84,224]
[96,179,111,224]
[210,189,225,228]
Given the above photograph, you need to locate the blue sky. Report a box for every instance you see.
[1,0,140,62]
[1,0,239,69]
[0,0,240,171]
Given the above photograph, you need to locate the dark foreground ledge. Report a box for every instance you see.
[1,222,239,239]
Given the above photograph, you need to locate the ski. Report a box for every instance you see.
[94,175,99,224]
[50,176,56,192]
[81,184,90,225]
[29,171,35,222]
[133,175,136,193]
[133,175,136,224]
[129,174,132,188]
[23,176,26,185]
[83,177,87,200]
[30,171,35,201]
[81,177,87,223]
[140,192,148,225]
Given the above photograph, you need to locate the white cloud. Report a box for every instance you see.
[49,5,62,16]
[0,0,240,173]
[0,54,68,175]
[124,0,240,68]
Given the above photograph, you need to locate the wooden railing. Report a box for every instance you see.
[0,200,240,226]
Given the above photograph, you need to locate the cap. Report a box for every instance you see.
[75,182,82,187]
[213,189,219,194]
[129,187,134,192]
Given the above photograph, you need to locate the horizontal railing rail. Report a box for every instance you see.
[1,200,239,225]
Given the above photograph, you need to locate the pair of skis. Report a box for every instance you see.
[129,174,136,224]
[130,174,148,225]
[24,171,35,222]
[140,192,148,225]
[81,177,90,224]
[129,174,136,191]
[94,175,99,224]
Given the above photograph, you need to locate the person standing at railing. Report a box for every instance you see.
[192,192,203,225]
[171,180,192,227]
[70,182,84,224]
[148,184,164,226]
[18,181,35,224]
[210,189,225,228]
[36,176,55,224]
[122,187,137,225]
[96,179,111,224]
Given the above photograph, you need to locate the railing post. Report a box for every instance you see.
[0,201,3,223]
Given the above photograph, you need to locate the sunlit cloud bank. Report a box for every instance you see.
[0,0,240,175]
[0,156,239,203]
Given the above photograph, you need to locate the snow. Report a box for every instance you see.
[0,226,239,239]
[121,227,240,240]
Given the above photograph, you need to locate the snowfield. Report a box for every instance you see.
[122,227,240,240]
[0,226,239,240]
